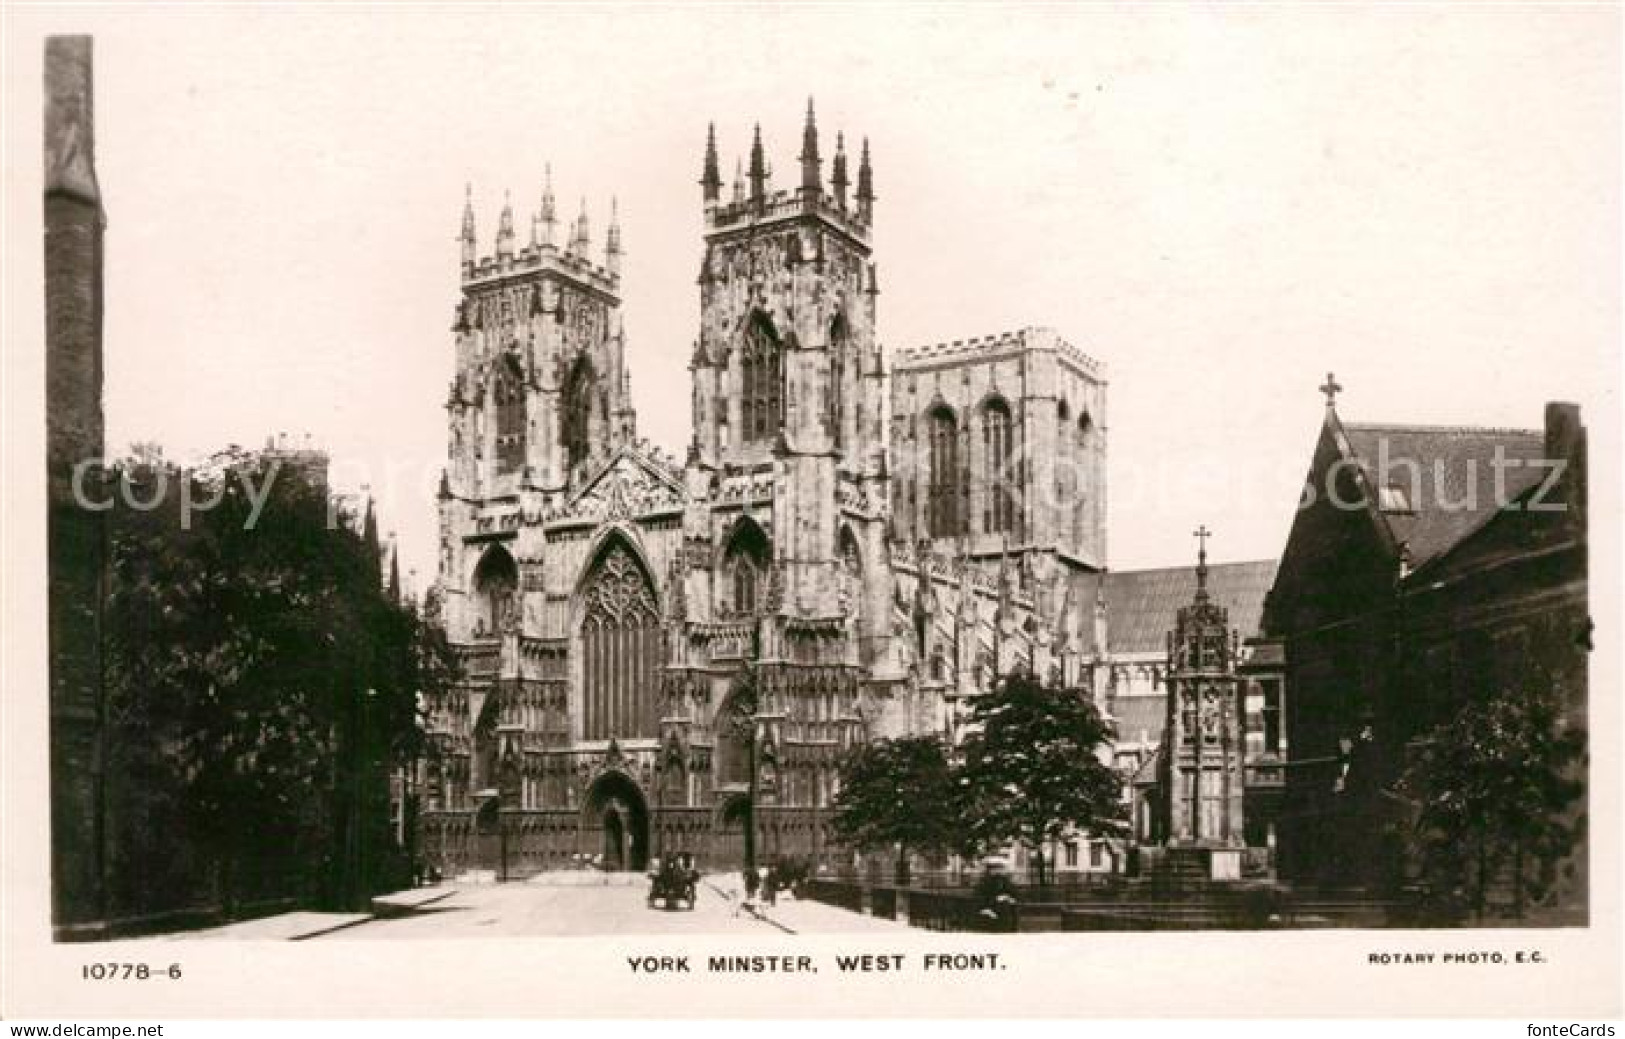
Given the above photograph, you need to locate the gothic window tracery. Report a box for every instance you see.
[721,520,771,618]
[562,354,597,472]
[828,313,850,447]
[578,541,661,740]
[493,358,526,476]
[926,405,962,537]
[740,311,783,446]
[982,397,1016,535]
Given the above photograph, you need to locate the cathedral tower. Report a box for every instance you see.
[448,179,632,504]
[687,103,889,625]
[440,179,636,649]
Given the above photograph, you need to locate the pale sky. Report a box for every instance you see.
[10,4,1620,587]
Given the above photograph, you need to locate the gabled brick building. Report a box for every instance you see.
[1264,381,1588,917]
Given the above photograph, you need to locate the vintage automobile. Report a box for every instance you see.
[646,859,698,911]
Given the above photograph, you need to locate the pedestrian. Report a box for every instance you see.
[735,864,759,917]
[763,864,778,907]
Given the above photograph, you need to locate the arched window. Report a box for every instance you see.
[927,405,961,538]
[740,312,783,446]
[828,313,850,447]
[982,398,1015,535]
[493,358,526,476]
[577,540,661,741]
[1056,399,1073,517]
[561,355,596,472]
[1073,407,1095,544]
[721,519,770,618]
[473,546,518,636]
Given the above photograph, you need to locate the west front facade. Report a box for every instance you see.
[417,106,1116,879]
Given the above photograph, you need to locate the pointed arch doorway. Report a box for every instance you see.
[583,772,649,872]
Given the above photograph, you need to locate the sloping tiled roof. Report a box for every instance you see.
[1339,421,1546,567]
[1071,559,1278,656]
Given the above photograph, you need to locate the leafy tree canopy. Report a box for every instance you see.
[830,735,959,870]
[102,449,458,905]
[957,672,1125,885]
[1398,682,1585,919]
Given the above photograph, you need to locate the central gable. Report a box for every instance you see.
[563,446,685,521]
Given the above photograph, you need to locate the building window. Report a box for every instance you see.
[578,540,661,740]
[740,312,783,445]
[927,405,961,537]
[561,354,595,472]
[733,558,758,616]
[1064,841,1079,868]
[1089,842,1104,869]
[721,519,771,619]
[982,397,1016,535]
[1261,678,1283,755]
[828,313,849,446]
[494,358,526,476]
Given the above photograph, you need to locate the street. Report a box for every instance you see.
[321,874,908,938]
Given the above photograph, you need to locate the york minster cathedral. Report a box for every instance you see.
[419,104,1118,878]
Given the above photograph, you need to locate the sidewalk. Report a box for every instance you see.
[164,911,372,941]
[160,885,457,940]
[703,875,911,935]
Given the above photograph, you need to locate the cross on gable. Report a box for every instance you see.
[1319,372,1343,408]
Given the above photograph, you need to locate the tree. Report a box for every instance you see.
[1398,683,1585,921]
[957,672,1125,887]
[102,449,458,914]
[831,735,959,884]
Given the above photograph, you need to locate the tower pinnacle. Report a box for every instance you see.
[856,137,874,222]
[539,163,557,247]
[701,123,722,203]
[571,196,591,255]
[459,183,477,271]
[831,131,849,210]
[799,98,821,201]
[496,189,515,259]
[606,196,622,275]
[748,123,768,207]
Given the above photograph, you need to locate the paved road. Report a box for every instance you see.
[322,875,899,938]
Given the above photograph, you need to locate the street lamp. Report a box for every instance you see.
[726,668,760,880]
[725,608,764,881]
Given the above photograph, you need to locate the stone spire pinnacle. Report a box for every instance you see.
[605,196,622,275]
[496,189,515,259]
[748,123,768,207]
[459,182,477,270]
[701,122,722,203]
[538,163,557,247]
[831,131,849,210]
[570,196,591,255]
[856,137,874,221]
[799,98,821,200]
[732,158,746,205]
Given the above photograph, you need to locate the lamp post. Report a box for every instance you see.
[727,610,764,881]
